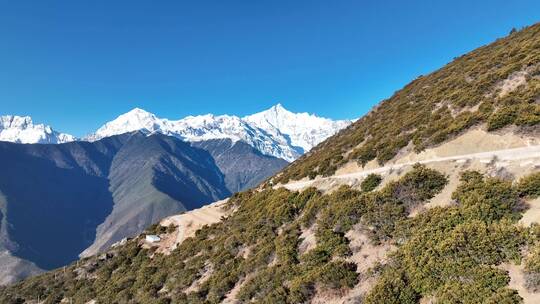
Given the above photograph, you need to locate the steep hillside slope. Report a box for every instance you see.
[80,134,231,257]
[0,136,125,272]
[3,23,540,304]
[192,139,288,193]
[0,132,286,285]
[5,165,540,303]
[273,23,540,184]
[0,132,230,284]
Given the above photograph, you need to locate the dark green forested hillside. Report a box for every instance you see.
[273,23,540,184]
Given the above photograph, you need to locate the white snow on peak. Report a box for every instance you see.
[0,115,75,144]
[244,103,351,154]
[86,104,352,162]
[85,108,161,141]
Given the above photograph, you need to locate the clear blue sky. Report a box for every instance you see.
[1,1,539,136]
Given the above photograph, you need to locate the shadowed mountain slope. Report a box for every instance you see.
[80,133,231,257]
[0,131,286,284]
[192,139,288,193]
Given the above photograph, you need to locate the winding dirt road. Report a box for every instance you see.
[283,145,540,191]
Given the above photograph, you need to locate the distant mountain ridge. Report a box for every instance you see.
[86,104,351,162]
[243,103,351,156]
[0,104,350,162]
[0,115,75,144]
[0,103,344,284]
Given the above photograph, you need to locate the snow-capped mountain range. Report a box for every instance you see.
[0,115,75,144]
[0,104,352,161]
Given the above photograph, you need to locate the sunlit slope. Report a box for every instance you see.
[3,21,540,304]
[273,23,540,184]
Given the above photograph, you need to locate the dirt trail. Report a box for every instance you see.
[282,144,540,191]
[520,198,540,226]
[499,263,540,304]
[160,199,229,251]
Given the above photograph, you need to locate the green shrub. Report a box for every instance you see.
[517,172,540,198]
[365,270,419,304]
[435,267,513,304]
[316,261,358,289]
[365,170,528,303]
[487,106,518,130]
[524,244,540,292]
[351,144,377,166]
[452,171,522,223]
[383,164,448,210]
[361,173,382,192]
[484,288,523,304]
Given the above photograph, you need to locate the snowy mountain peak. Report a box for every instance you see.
[87,104,352,161]
[116,108,159,124]
[123,107,156,118]
[0,115,75,144]
[259,103,290,118]
[270,102,286,112]
[2,104,350,160]
[86,108,162,141]
[0,115,35,130]
[244,104,352,154]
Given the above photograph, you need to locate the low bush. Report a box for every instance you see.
[366,170,531,303]
[487,106,518,130]
[517,172,540,198]
[361,173,382,192]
